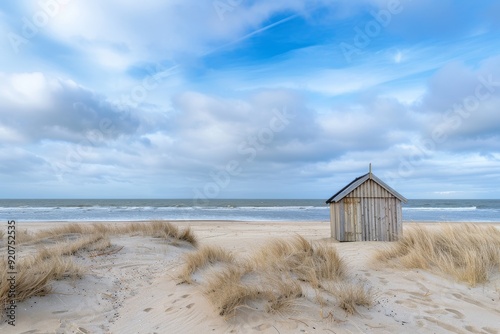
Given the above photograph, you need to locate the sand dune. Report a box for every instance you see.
[1,221,499,333]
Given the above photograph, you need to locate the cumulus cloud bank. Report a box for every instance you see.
[0,0,499,198]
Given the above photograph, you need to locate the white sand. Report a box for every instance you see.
[1,221,499,334]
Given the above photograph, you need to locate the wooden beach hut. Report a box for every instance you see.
[326,166,407,242]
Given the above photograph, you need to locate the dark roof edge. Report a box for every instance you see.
[326,173,407,203]
[325,173,369,204]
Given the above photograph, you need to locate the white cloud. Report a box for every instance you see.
[34,1,325,72]
[1,1,500,198]
[0,72,140,144]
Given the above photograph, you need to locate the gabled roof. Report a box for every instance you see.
[326,173,407,204]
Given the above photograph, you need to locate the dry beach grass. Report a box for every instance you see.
[179,244,235,284]
[375,223,500,286]
[1,221,500,333]
[12,221,198,247]
[0,221,197,313]
[180,235,373,318]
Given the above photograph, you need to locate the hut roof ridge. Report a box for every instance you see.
[325,172,407,204]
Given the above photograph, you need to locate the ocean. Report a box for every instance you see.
[0,199,499,222]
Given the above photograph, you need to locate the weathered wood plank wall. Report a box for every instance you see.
[329,179,403,242]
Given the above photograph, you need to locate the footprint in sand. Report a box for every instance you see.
[144,308,153,312]
[452,293,500,315]
[165,307,174,312]
[182,294,190,298]
[416,320,425,328]
[424,309,447,315]
[253,323,272,331]
[445,308,464,319]
[186,303,195,309]
[415,282,428,292]
[407,291,431,300]
[465,325,483,333]
[407,296,437,308]
[395,299,418,309]
[423,316,467,333]
[482,327,499,334]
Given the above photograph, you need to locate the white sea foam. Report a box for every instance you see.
[404,206,477,211]
[1,200,499,222]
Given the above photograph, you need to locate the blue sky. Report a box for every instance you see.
[1,0,500,199]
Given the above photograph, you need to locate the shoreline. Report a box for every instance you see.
[11,219,500,224]
[11,219,500,232]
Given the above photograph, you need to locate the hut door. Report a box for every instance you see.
[343,198,361,241]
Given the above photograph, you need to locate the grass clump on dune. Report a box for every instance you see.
[375,224,500,286]
[0,238,91,311]
[15,221,198,247]
[181,236,372,319]
[1,231,113,310]
[322,282,373,314]
[1,221,198,316]
[179,245,235,283]
[203,266,261,316]
[112,221,198,247]
[36,235,108,259]
[203,265,303,317]
[251,236,346,287]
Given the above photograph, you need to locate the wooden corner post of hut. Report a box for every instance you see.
[325,165,407,242]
